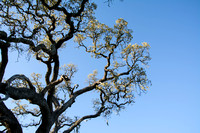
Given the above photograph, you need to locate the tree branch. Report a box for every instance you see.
[0,32,10,82]
[0,99,22,133]
[63,106,105,133]
[0,82,52,133]
[6,74,36,91]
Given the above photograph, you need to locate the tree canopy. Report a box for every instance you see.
[0,0,151,133]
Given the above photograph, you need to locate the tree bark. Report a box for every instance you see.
[0,100,22,133]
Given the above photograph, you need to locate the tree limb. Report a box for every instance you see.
[0,99,22,133]
[63,106,105,133]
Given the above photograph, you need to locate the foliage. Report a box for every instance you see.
[0,0,151,133]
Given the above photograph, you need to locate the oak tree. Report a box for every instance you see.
[0,0,151,133]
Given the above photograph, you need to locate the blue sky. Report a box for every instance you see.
[79,0,200,133]
[2,0,200,133]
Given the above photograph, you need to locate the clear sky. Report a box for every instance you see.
[79,0,200,133]
[2,0,200,133]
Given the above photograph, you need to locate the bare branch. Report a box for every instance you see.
[41,75,64,95]
[6,74,36,91]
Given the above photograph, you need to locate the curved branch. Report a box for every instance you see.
[6,74,36,91]
[63,106,105,133]
[1,36,52,56]
[0,99,22,133]
[41,75,64,96]
[40,0,62,10]
[72,0,89,17]
[0,83,52,133]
